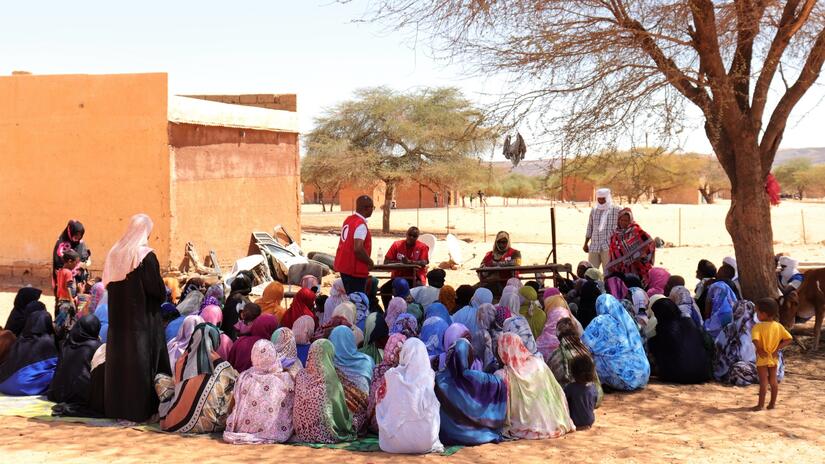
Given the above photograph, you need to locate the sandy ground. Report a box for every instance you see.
[2,200,825,462]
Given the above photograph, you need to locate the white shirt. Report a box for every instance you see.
[353,212,369,240]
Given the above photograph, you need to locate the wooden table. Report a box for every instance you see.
[371,263,422,299]
[472,263,574,286]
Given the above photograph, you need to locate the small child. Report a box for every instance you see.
[55,250,80,332]
[751,298,793,411]
[234,302,261,337]
[563,355,598,430]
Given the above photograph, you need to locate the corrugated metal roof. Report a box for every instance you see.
[168,95,299,133]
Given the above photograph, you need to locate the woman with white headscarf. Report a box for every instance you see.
[102,214,172,422]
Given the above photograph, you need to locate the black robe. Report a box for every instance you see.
[104,252,171,422]
[4,287,43,336]
[48,315,102,414]
[648,299,711,384]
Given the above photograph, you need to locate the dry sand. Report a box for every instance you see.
[2,200,825,462]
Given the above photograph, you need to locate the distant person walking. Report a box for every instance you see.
[583,189,621,272]
[334,195,375,295]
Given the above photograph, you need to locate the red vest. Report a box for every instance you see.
[334,214,372,278]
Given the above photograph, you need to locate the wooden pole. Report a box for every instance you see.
[551,207,558,264]
[801,209,807,245]
[483,198,487,243]
[678,208,682,247]
[417,183,421,228]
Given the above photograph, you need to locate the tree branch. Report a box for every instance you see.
[729,0,768,113]
[760,28,825,171]
[752,0,817,125]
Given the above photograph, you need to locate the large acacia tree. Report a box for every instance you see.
[307,86,494,232]
[367,0,825,299]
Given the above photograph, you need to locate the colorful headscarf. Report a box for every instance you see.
[704,281,737,338]
[292,339,356,443]
[496,332,574,439]
[167,315,204,369]
[645,267,671,297]
[390,313,419,338]
[227,314,278,373]
[199,305,233,360]
[88,282,106,313]
[292,315,315,345]
[434,338,507,445]
[503,315,539,356]
[280,288,316,330]
[385,297,407,328]
[669,285,703,327]
[359,312,383,365]
[582,294,650,391]
[424,303,452,325]
[518,286,546,339]
[329,325,375,392]
[438,285,457,313]
[420,316,450,361]
[323,279,349,324]
[606,276,629,300]
[224,339,295,444]
[256,282,286,322]
[367,333,406,434]
[301,274,320,291]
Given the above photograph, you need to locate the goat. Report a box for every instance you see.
[779,268,825,351]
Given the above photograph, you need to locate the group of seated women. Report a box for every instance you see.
[0,254,779,453]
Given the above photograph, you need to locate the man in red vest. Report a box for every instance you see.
[379,226,430,308]
[334,195,375,294]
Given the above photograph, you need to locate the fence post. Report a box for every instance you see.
[801,209,807,245]
[678,208,682,247]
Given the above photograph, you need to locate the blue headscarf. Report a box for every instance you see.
[329,325,374,392]
[390,313,419,338]
[424,302,452,326]
[94,302,110,343]
[348,292,369,331]
[703,281,737,338]
[434,338,506,446]
[392,278,410,299]
[582,294,650,391]
[452,287,493,335]
[420,316,450,360]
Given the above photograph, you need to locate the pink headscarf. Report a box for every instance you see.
[300,274,319,290]
[292,315,316,345]
[385,297,407,328]
[606,276,628,300]
[646,267,671,297]
[200,304,233,360]
[542,287,561,301]
[103,213,154,286]
[535,306,575,361]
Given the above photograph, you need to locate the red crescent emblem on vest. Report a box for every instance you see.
[341,224,350,242]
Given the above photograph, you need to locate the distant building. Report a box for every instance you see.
[0,72,300,286]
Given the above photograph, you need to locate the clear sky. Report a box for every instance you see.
[2,1,823,159]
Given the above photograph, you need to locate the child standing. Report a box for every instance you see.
[563,355,598,430]
[751,298,793,411]
[55,249,80,337]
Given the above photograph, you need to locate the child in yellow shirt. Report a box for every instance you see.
[751,298,792,411]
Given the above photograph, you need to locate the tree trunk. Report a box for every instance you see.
[321,201,327,212]
[723,144,776,301]
[382,181,396,233]
[797,187,804,200]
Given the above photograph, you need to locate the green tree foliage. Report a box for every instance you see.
[774,158,817,199]
[305,87,495,231]
[301,135,364,212]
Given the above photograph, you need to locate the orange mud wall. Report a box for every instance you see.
[561,176,596,202]
[658,185,702,205]
[0,73,171,287]
[168,123,300,270]
[394,181,452,209]
[339,183,386,213]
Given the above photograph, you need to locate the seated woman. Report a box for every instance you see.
[359,312,384,365]
[227,314,278,373]
[0,310,58,396]
[576,280,603,329]
[495,332,575,439]
[167,315,204,369]
[377,338,445,454]
[292,315,315,366]
[536,295,581,361]
[292,339,357,443]
[703,281,738,339]
[669,285,704,327]
[420,316,449,368]
[434,338,507,445]
[645,267,671,297]
[4,287,42,336]
[270,327,302,379]
[438,322,482,371]
[519,286,547,339]
[278,288,318,330]
[48,314,103,416]
[452,287,493,335]
[479,231,522,297]
[367,333,406,434]
[715,300,784,386]
[648,299,711,384]
[548,318,604,406]
[329,325,375,435]
[200,305,233,361]
[255,281,286,322]
[582,294,650,391]
[607,208,655,284]
[502,315,540,357]
[156,323,239,433]
[223,340,295,444]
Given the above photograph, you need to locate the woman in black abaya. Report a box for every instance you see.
[49,314,103,416]
[102,214,171,422]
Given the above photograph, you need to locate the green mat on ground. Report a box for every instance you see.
[0,395,462,455]
[286,436,462,456]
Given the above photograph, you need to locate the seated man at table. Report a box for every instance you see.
[379,226,430,308]
[479,231,522,297]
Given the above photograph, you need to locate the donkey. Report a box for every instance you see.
[779,268,825,351]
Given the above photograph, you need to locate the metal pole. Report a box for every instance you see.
[801,209,807,245]
[551,207,558,264]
